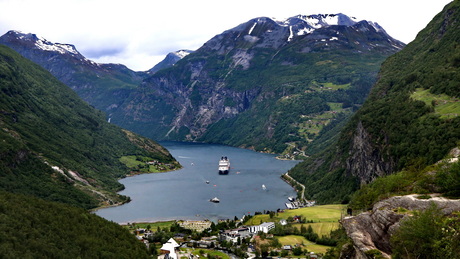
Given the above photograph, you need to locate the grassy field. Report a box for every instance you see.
[277,235,332,254]
[245,204,346,225]
[122,221,175,232]
[293,222,340,237]
[119,155,163,173]
[411,88,460,119]
[191,249,230,259]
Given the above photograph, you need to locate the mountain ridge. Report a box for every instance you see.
[0,44,179,209]
[111,13,404,156]
[288,0,460,204]
[0,13,405,157]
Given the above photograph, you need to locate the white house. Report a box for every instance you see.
[160,238,180,259]
[248,222,275,234]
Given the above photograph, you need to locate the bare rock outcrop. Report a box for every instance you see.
[341,194,460,258]
[345,121,395,185]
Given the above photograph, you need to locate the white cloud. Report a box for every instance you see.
[0,0,453,71]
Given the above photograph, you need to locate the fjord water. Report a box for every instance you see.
[95,142,299,223]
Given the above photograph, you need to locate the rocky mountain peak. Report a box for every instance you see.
[209,13,403,50]
[4,30,81,56]
[147,49,194,74]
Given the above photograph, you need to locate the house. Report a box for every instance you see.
[220,227,251,243]
[293,215,301,222]
[279,219,288,226]
[248,222,275,234]
[160,238,180,259]
[283,245,292,250]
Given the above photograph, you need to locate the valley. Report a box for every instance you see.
[0,1,460,258]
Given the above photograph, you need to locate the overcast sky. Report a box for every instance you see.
[0,0,453,71]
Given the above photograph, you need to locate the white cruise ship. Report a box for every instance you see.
[218,156,230,175]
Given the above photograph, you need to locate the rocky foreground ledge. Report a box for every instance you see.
[340,194,460,258]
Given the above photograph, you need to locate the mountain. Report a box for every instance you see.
[0,30,146,114]
[0,14,404,157]
[108,13,404,155]
[0,44,180,209]
[288,1,460,203]
[148,49,194,74]
[0,190,150,258]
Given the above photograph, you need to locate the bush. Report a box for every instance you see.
[390,202,460,259]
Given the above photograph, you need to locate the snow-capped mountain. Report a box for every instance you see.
[0,30,147,113]
[207,13,403,51]
[1,30,97,66]
[111,13,405,149]
[0,13,406,155]
[147,49,194,74]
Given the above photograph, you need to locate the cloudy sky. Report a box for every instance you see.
[0,0,453,71]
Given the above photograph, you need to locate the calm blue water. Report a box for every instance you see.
[95,142,299,223]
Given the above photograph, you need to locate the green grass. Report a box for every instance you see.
[119,156,164,173]
[120,156,144,168]
[192,249,230,259]
[411,88,460,119]
[293,222,340,237]
[246,204,346,225]
[327,102,344,111]
[122,221,175,232]
[277,235,331,254]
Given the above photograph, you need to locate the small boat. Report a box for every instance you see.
[262,184,267,190]
[288,196,296,202]
[206,180,210,184]
[210,197,220,203]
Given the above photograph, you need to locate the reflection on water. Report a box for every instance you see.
[95,142,299,223]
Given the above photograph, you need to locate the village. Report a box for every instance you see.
[125,203,345,259]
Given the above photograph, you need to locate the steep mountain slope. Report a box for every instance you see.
[0,191,150,258]
[110,14,404,154]
[148,49,194,74]
[0,44,179,209]
[288,1,460,203]
[0,30,146,114]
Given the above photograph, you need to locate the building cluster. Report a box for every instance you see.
[219,222,275,243]
[178,220,212,232]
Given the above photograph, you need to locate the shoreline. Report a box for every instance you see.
[93,142,299,222]
[91,165,183,213]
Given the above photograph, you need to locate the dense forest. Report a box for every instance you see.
[0,191,150,258]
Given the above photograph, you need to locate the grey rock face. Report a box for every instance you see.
[345,121,395,184]
[341,194,460,258]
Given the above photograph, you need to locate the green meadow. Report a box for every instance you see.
[411,88,460,119]
[277,235,332,254]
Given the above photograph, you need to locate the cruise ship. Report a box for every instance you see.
[218,156,230,175]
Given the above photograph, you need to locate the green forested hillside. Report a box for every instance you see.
[289,0,460,204]
[0,191,150,258]
[0,44,179,209]
[111,16,404,156]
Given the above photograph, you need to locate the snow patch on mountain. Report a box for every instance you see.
[174,50,192,59]
[248,22,257,35]
[7,30,80,56]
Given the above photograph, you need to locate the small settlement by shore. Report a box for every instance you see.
[127,201,336,259]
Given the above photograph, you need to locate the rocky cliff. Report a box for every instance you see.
[110,13,404,154]
[345,121,395,184]
[288,1,460,203]
[341,194,460,258]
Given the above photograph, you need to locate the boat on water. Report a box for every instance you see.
[262,184,267,190]
[210,197,220,203]
[288,196,296,202]
[218,156,230,175]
